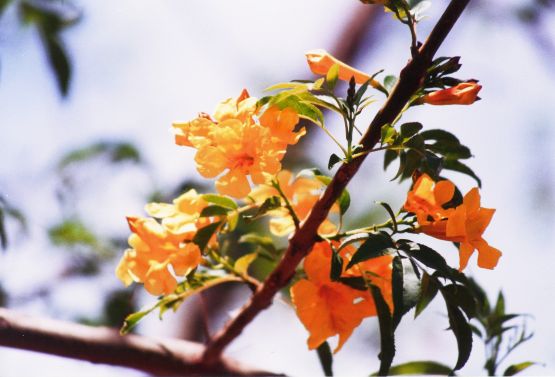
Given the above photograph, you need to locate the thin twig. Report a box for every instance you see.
[201,0,472,364]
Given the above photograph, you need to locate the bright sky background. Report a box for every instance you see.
[1,0,554,375]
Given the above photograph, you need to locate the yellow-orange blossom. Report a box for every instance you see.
[404,174,502,270]
[173,90,305,199]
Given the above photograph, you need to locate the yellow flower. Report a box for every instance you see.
[249,170,337,236]
[305,49,380,87]
[290,242,393,352]
[116,189,220,295]
[404,174,502,271]
[116,216,201,296]
[422,82,482,105]
[173,90,304,199]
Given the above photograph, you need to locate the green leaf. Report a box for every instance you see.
[330,248,343,281]
[391,257,421,328]
[503,362,538,376]
[370,285,395,376]
[420,129,461,144]
[316,341,334,376]
[338,188,351,216]
[58,141,141,169]
[48,219,97,247]
[249,196,281,219]
[199,205,231,218]
[376,361,453,375]
[384,75,398,92]
[201,194,238,210]
[234,252,258,275]
[325,63,340,91]
[400,122,423,139]
[402,242,451,276]
[443,160,481,187]
[384,149,398,171]
[42,31,71,96]
[0,0,12,16]
[328,153,342,170]
[442,284,477,319]
[226,211,239,232]
[346,232,395,269]
[400,149,421,180]
[414,272,439,318]
[442,292,473,371]
[238,233,276,254]
[494,291,505,317]
[192,221,222,252]
[376,201,398,232]
[381,124,397,144]
[0,207,6,249]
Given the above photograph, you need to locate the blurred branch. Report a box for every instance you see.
[201,0,471,364]
[0,308,279,376]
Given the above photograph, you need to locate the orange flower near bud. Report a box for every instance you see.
[249,170,337,237]
[404,174,502,271]
[422,82,482,105]
[116,189,218,296]
[290,242,393,352]
[173,90,304,198]
[305,49,380,87]
[116,216,202,296]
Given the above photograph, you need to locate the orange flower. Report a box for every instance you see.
[422,82,482,105]
[259,105,305,145]
[173,90,303,198]
[305,49,380,87]
[249,170,337,236]
[404,174,502,270]
[116,189,218,295]
[116,216,201,296]
[290,242,393,352]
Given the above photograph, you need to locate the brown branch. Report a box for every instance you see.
[0,308,279,376]
[201,0,472,364]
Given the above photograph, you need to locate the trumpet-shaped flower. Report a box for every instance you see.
[173,90,303,198]
[305,49,380,87]
[249,170,337,236]
[116,189,218,295]
[116,217,201,296]
[290,242,393,353]
[422,82,482,105]
[404,174,502,270]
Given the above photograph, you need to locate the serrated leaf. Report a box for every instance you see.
[199,205,230,218]
[400,149,422,180]
[408,243,452,276]
[503,361,538,376]
[392,257,421,328]
[234,252,258,275]
[201,194,237,210]
[373,360,453,376]
[316,341,334,376]
[192,221,222,252]
[370,285,395,376]
[328,153,342,170]
[346,232,395,269]
[414,272,439,318]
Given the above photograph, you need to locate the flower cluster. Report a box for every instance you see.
[116,189,216,295]
[290,242,393,352]
[173,90,305,199]
[404,174,502,270]
[249,170,338,237]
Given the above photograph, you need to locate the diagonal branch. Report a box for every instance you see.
[0,308,279,376]
[202,0,472,364]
